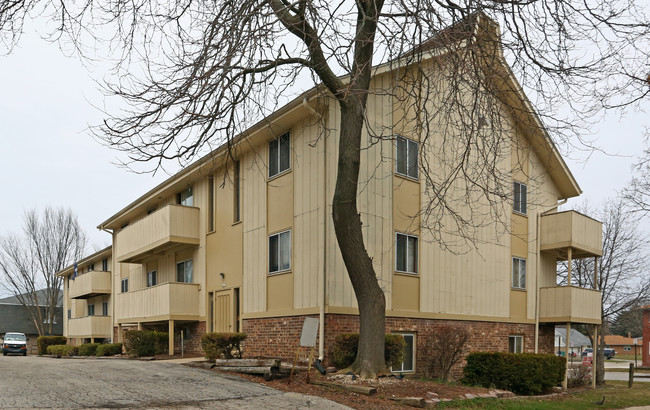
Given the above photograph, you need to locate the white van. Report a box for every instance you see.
[2,332,28,356]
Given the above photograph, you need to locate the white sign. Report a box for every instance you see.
[299,317,319,347]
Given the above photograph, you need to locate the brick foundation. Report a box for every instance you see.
[243,314,555,379]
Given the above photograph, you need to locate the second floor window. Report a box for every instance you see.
[269,230,291,274]
[67,309,71,319]
[512,257,526,289]
[396,135,418,179]
[102,258,108,271]
[121,278,129,293]
[88,263,94,272]
[177,260,193,283]
[514,181,527,214]
[88,304,95,316]
[147,270,157,287]
[178,186,193,207]
[102,302,108,316]
[396,233,418,274]
[269,132,290,177]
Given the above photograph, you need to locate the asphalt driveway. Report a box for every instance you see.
[0,355,349,408]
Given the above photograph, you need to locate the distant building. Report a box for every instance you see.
[604,334,642,357]
[0,290,63,354]
[555,326,591,356]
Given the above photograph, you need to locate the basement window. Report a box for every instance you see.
[392,333,415,373]
[509,335,523,353]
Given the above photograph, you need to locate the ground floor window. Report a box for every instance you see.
[392,333,415,373]
[624,346,631,351]
[509,335,523,353]
[147,270,157,287]
[121,278,129,293]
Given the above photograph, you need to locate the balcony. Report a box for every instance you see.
[539,286,602,324]
[116,204,200,263]
[540,211,602,259]
[68,315,112,338]
[69,270,111,299]
[115,282,200,323]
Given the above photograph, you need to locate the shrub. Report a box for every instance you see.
[46,344,78,357]
[95,343,123,356]
[332,333,406,370]
[37,336,67,355]
[461,352,566,395]
[124,330,168,356]
[567,363,592,388]
[421,326,469,381]
[201,333,247,360]
[78,343,100,356]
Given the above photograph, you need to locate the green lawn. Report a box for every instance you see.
[437,381,650,409]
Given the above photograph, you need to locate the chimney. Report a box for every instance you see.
[629,332,632,338]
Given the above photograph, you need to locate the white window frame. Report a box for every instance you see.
[395,135,419,179]
[395,233,418,274]
[513,181,527,215]
[147,270,157,287]
[176,260,193,283]
[269,230,292,274]
[269,131,291,178]
[624,346,631,351]
[509,335,523,353]
[392,333,415,373]
[512,257,526,290]
[121,278,129,293]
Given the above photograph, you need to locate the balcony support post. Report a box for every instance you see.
[593,325,598,388]
[169,320,175,356]
[563,321,570,390]
[567,248,572,285]
[137,322,142,331]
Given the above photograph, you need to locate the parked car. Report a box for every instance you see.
[581,348,616,360]
[2,332,28,356]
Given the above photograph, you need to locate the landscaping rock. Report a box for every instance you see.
[465,393,477,399]
[426,391,439,399]
[494,389,515,398]
[424,398,440,408]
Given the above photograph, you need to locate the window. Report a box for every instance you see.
[88,263,94,271]
[176,260,193,283]
[396,233,418,274]
[392,333,415,372]
[512,257,526,289]
[513,182,527,214]
[234,160,241,222]
[396,135,418,179]
[147,270,157,287]
[269,132,290,177]
[88,304,95,316]
[102,302,108,316]
[102,258,108,271]
[269,230,291,274]
[121,278,129,293]
[178,186,193,207]
[67,309,71,320]
[624,346,632,351]
[509,335,523,353]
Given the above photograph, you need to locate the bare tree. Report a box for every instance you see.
[0,207,87,336]
[1,1,648,377]
[558,198,650,384]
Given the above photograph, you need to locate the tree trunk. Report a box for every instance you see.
[332,100,387,378]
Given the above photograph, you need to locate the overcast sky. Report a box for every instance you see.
[0,22,647,255]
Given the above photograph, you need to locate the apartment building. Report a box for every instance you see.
[58,247,112,344]
[58,13,602,376]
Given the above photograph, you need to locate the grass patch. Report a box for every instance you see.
[436,381,650,409]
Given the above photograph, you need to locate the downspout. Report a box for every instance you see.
[303,97,327,360]
[534,198,567,353]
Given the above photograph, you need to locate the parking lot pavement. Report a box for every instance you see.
[0,355,350,409]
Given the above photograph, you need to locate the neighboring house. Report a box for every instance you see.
[554,327,591,356]
[0,290,63,354]
[604,334,643,357]
[57,13,603,378]
[56,247,112,345]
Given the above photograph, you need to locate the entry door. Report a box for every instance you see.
[214,289,234,333]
